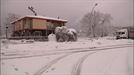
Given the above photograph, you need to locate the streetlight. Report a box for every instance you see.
[90,3,98,37]
[92,3,98,13]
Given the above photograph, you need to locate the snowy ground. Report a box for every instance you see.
[1,37,132,54]
[0,37,133,75]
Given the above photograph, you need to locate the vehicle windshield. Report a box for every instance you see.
[116,32,125,35]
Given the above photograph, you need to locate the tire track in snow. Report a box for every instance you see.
[71,52,97,75]
[1,43,132,60]
[71,44,132,75]
[34,53,72,75]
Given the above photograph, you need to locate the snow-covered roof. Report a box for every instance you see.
[11,15,67,24]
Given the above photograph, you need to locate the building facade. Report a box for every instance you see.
[11,15,67,39]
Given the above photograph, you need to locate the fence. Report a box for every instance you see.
[1,36,48,41]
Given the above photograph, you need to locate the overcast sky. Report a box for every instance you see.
[1,0,133,29]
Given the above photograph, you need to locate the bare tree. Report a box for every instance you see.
[4,13,20,37]
[80,11,113,37]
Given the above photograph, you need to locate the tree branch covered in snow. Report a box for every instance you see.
[80,11,114,37]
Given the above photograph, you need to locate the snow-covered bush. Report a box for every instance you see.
[55,26,77,42]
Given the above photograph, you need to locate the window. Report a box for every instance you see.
[23,18,32,29]
[47,21,54,30]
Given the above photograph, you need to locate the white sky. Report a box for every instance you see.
[1,0,133,29]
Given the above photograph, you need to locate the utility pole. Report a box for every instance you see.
[0,25,1,38]
[6,24,8,39]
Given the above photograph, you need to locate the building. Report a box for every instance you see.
[11,15,67,39]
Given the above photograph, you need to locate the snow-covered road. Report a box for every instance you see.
[1,38,133,75]
[40,46,133,75]
[1,45,133,75]
[1,43,132,60]
[82,47,133,75]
